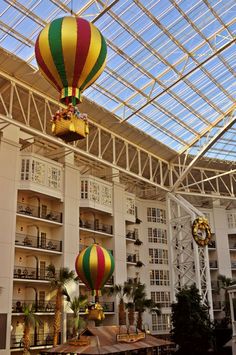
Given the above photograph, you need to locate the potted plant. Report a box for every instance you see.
[134,239,143,246]
[136,261,144,268]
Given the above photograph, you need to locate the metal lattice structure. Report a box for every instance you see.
[167,193,213,318]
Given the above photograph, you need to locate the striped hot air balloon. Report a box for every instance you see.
[35,16,107,105]
[75,244,114,296]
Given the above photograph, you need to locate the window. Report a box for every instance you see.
[148,228,167,243]
[21,159,30,180]
[149,248,168,264]
[147,208,166,223]
[152,313,171,331]
[81,180,88,199]
[151,291,171,307]
[227,213,236,229]
[150,270,169,286]
[126,197,135,215]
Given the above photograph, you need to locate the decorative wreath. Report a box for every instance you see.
[192,216,211,247]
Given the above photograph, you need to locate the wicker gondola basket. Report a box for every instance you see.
[52,115,89,142]
[87,309,105,321]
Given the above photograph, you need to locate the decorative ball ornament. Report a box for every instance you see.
[75,244,114,296]
[192,217,212,247]
[35,16,107,105]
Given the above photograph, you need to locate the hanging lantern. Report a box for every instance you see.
[75,244,114,296]
[35,16,107,141]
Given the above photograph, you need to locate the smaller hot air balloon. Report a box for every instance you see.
[35,16,107,142]
[75,244,114,297]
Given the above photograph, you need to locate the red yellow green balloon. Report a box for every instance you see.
[35,17,107,105]
[75,244,114,296]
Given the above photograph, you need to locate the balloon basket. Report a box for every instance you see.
[88,309,105,321]
[51,115,89,142]
[86,302,105,321]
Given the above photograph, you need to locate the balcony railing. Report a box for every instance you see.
[79,218,113,235]
[15,233,62,252]
[17,202,62,223]
[209,260,218,269]
[232,262,236,269]
[12,299,56,313]
[126,231,136,240]
[229,243,236,250]
[13,266,58,281]
[126,253,137,263]
[11,333,54,349]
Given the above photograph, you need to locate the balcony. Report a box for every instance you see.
[79,218,113,235]
[213,301,222,310]
[15,233,62,252]
[126,253,137,264]
[232,262,236,269]
[209,260,218,269]
[208,240,216,249]
[13,266,58,281]
[17,202,62,223]
[11,333,54,349]
[126,231,136,241]
[229,242,236,250]
[12,299,56,313]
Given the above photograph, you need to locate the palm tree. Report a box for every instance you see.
[125,279,139,326]
[108,282,132,325]
[134,282,160,330]
[47,264,75,347]
[125,281,161,330]
[22,304,40,355]
[68,295,88,337]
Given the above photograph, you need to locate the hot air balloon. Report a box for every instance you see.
[75,244,114,321]
[35,16,107,142]
[75,244,114,297]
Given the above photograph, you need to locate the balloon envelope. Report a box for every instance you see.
[75,244,114,296]
[35,17,107,104]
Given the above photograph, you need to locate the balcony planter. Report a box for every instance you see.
[134,239,142,246]
[135,218,142,224]
[135,261,144,268]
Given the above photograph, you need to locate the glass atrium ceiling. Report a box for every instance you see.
[0,0,235,161]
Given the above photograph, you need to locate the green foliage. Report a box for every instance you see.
[171,284,214,355]
[68,295,88,337]
[46,263,75,299]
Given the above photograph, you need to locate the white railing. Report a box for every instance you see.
[80,176,112,214]
[19,153,63,199]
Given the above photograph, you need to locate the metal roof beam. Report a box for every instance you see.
[171,107,236,191]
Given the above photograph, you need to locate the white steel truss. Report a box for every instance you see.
[0,69,234,199]
[167,193,213,319]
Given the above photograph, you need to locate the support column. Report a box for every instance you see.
[112,180,127,324]
[212,201,232,278]
[0,126,20,354]
[60,151,80,342]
